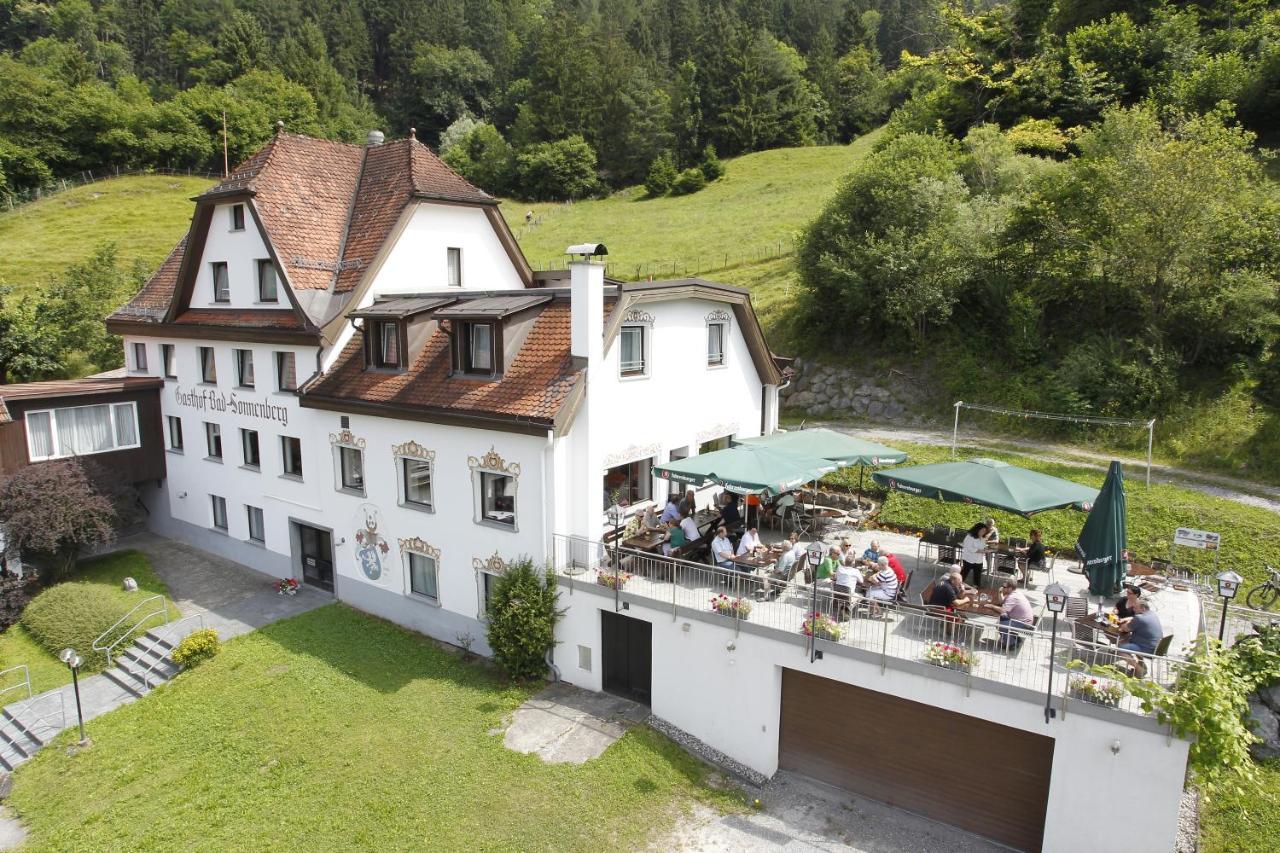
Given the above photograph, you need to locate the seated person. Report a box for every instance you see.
[662,518,686,557]
[659,494,682,524]
[736,526,764,556]
[678,488,698,518]
[983,579,1034,649]
[710,526,736,570]
[777,539,803,576]
[816,547,840,583]
[679,511,701,546]
[720,493,742,528]
[1017,528,1046,572]
[928,571,970,611]
[1118,599,1162,655]
[1115,584,1141,620]
[883,551,907,586]
[642,505,662,531]
[861,539,881,563]
[867,556,900,604]
[833,560,861,618]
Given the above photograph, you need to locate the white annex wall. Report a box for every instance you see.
[191,203,291,309]
[366,203,525,295]
[555,588,1188,853]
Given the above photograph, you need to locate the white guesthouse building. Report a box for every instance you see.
[101,129,1188,853]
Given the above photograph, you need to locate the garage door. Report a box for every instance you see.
[779,670,1053,852]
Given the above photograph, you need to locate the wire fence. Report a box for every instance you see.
[527,238,795,282]
[1,167,221,213]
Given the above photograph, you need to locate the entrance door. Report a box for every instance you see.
[601,610,652,704]
[778,670,1054,852]
[298,524,334,592]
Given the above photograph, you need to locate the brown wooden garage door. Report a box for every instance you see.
[779,670,1054,852]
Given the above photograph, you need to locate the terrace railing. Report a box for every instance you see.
[552,534,1200,721]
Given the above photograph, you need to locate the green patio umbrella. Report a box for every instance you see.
[736,428,907,466]
[653,444,839,498]
[1077,460,1128,597]
[870,458,1098,517]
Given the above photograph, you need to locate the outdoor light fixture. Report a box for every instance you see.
[59,647,88,746]
[1043,582,1069,724]
[1215,570,1243,642]
[606,503,626,612]
[806,542,826,663]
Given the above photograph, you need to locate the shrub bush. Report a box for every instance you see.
[171,628,221,669]
[20,583,138,672]
[698,144,724,181]
[514,135,599,201]
[485,558,560,681]
[672,166,707,195]
[644,150,677,197]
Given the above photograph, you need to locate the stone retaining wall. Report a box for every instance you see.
[779,357,936,424]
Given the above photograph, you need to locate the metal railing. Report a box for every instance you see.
[553,533,1199,720]
[0,665,66,738]
[93,594,172,667]
[135,614,205,689]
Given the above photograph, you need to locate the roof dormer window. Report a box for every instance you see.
[454,321,497,377]
[366,320,403,370]
[230,204,245,231]
[211,262,230,303]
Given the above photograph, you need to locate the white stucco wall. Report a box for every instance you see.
[555,586,1188,853]
[366,203,525,295]
[191,203,293,310]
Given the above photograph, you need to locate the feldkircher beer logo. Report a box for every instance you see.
[173,386,289,427]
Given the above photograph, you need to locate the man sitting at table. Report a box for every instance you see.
[816,547,840,582]
[777,536,804,578]
[862,539,881,563]
[642,504,663,531]
[1016,528,1046,574]
[679,510,701,547]
[660,494,682,524]
[720,492,742,528]
[711,526,736,571]
[882,550,907,586]
[1118,599,1163,655]
[833,559,861,619]
[866,556,900,612]
[928,571,970,611]
[983,579,1035,649]
[736,526,764,556]
[662,518,686,557]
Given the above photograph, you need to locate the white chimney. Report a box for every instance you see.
[569,244,607,364]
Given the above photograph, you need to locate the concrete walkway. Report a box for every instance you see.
[503,682,649,764]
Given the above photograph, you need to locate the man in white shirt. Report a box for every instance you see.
[867,557,899,603]
[833,559,861,620]
[736,526,763,556]
[711,526,735,570]
[679,511,701,545]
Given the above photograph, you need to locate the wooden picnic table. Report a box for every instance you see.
[1076,612,1123,643]
[730,552,775,571]
[622,531,666,552]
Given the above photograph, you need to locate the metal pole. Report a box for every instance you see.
[70,666,87,744]
[809,566,819,663]
[613,518,621,613]
[952,402,962,457]
[1218,598,1229,643]
[1044,613,1058,724]
[1146,419,1155,489]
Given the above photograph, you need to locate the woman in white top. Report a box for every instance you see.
[960,522,989,588]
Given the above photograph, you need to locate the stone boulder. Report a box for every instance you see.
[1247,694,1280,760]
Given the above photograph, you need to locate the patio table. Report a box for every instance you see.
[622,531,666,552]
[1076,612,1122,644]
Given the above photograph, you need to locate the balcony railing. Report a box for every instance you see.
[552,534,1201,721]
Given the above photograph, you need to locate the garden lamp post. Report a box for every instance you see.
[1043,583,1068,724]
[1215,570,1242,642]
[806,541,826,663]
[59,647,88,745]
[607,502,626,612]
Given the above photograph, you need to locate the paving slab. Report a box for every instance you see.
[503,682,649,764]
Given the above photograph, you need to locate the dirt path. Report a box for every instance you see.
[805,420,1280,515]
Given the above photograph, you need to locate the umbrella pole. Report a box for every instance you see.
[857,465,864,509]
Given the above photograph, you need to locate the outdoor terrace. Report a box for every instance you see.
[553,526,1206,721]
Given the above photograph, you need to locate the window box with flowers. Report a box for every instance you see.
[596,569,632,590]
[1069,675,1126,708]
[801,612,841,641]
[922,641,977,672]
[710,594,752,620]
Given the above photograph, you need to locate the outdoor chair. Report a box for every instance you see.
[1069,619,1111,667]
[1065,596,1089,620]
[896,569,914,603]
[773,494,796,532]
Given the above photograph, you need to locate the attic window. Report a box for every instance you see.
[367,320,402,370]
[211,262,230,303]
[454,321,497,377]
[230,204,245,231]
[447,247,462,287]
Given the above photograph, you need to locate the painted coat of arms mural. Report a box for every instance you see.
[353,503,390,581]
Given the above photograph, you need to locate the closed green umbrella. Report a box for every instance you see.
[736,428,907,466]
[1077,460,1128,597]
[871,458,1098,517]
[654,445,838,498]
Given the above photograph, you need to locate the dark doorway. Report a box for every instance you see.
[297,524,334,592]
[601,610,652,705]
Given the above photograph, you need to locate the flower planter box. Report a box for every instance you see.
[596,572,631,591]
[710,594,752,620]
[922,642,977,672]
[801,612,841,641]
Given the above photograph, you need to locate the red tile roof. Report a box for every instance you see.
[170,309,307,330]
[304,302,580,426]
[111,132,496,326]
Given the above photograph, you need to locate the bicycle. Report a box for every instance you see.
[1245,565,1280,611]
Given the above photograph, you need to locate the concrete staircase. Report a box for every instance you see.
[100,630,182,698]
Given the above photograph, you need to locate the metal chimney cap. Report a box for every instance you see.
[566,243,608,258]
[367,129,385,146]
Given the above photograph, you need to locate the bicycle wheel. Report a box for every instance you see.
[1246,584,1280,611]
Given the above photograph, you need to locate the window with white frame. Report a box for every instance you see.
[167,415,183,451]
[24,402,141,462]
[479,472,514,526]
[211,262,230,302]
[454,321,496,376]
[337,446,364,493]
[161,344,176,379]
[234,349,255,388]
[246,505,265,543]
[131,342,148,373]
[369,321,401,369]
[241,428,260,469]
[205,422,223,459]
[479,570,497,617]
[211,495,228,530]
[406,550,439,602]
[619,324,647,377]
[447,247,462,287]
[707,321,726,366]
[401,458,433,510]
[230,204,245,231]
[199,347,217,384]
[257,259,278,302]
[603,458,652,507]
[474,554,507,620]
[281,436,303,477]
[276,351,297,391]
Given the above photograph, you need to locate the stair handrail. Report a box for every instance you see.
[137,614,205,689]
[93,594,171,666]
[0,665,33,707]
[13,690,66,741]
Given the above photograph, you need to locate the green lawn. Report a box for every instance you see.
[1202,760,1280,852]
[503,132,879,280]
[0,550,171,693]
[9,604,739,851]
[844,441,1280,587]
[0,174,211,292]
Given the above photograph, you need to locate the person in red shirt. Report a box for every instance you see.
[884,551,907,586]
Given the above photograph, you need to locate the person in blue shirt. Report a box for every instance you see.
[659,494,682,524]
[1119,599,1163,655]
[861,539,881,563]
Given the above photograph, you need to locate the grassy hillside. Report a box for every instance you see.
[503,131,879,279]
[0,174,212,292]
